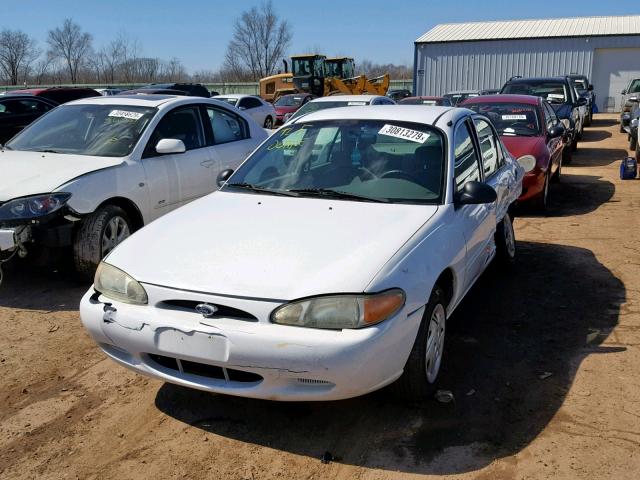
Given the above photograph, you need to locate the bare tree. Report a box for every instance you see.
[224,0,292,80]
[0,29,39,85]
[47,18,93,83]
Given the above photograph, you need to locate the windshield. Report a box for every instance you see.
[6,104,156,157]
[399,97,443,106]
[444,93,478,106]
[628,79,640,94]
[275,95,305,107]
[502,82,568,104]
[466,102,541,136]
[216,97,239,107]
[288,100,369,122]
[225,119,445,204]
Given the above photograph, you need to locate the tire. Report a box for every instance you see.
[551,158,562,183]
[392,286,447,401]
[73,205,132,279]
[621,123,626,134]
[572,137,578,152]
[263,116,273,129]
[532,170,551,211]
[585,110,592,127]
[495,212,516,265]
[635,146,640,164]
[562,143,573,165]
[631,135,637,151]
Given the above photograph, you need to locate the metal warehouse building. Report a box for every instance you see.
[414,15,640,112]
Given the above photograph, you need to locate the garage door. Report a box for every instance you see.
[592,48,640,112]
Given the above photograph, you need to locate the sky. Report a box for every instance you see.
[1,0,639,74]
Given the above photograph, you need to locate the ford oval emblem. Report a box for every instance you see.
[195,303,218,318]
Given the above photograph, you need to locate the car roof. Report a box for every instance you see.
[310,95,383,103]
[1,94,58,103]
[404,96,443,100]
[461,94,542,106]
[445,90,479,95]
[64,94,191,107]
[506,76,569,84]
[290,105,462,127]
[215,94,257,99]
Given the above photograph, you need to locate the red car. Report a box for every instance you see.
[398,96,452,106]
[7,87,100,104]
[273,93,314,124]
[461,94,566,210]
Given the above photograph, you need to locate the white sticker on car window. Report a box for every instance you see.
[548,94,565,100]
[378,124,430,143]
[347,101,367,106]
[108,109,144,120]
[502,114,528,120]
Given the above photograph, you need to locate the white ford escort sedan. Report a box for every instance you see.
[80,106,524,401]
[0,95,267,277]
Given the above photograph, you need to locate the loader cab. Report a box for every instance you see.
[291,54,327,97]
[326,57,356,79]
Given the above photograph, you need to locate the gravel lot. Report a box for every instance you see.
[1,113,639,479]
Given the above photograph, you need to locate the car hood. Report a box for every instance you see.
[275,105,299,115]
[500,135,546,160]
[0,150,124,201]
[106,191,438,300]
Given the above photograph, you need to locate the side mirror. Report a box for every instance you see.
[155,138,185,154]
[454,181,497,206]
[217,168,234,187]
[588,84,594,91]
[576,97,588,107]
[622,89,627,95]
[548,123,566,139]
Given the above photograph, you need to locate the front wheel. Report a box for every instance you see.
[532,170,550,211]
[263,116,273,129]
[392,286,447,401]
[73,205,132,279]
[562,143,573,165]
[495,212,516,265]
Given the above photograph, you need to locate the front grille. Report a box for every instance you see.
[147,353,263,384]
[157,300,258,321]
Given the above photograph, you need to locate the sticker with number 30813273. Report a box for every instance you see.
[378,124,430,143]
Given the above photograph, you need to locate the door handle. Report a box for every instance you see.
[200,160,216,168]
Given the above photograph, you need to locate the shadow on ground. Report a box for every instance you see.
[0,259,88,311]
[155,241,624,475]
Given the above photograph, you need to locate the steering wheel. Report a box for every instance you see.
[380,170,421,183]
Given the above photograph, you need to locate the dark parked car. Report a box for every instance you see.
[0,95,58,144]
[568,74,595,126]
[398,96,452,106]
[386,89,411,101]
[501,76,587,154]
[480,88,501,96]
[6,87,100,104]
[461,94,566,210]
[620,78,640,133]
[142,83,210,97]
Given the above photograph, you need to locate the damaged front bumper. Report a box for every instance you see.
[79,283,424,401]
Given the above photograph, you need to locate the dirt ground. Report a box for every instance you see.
[0,113,639,480]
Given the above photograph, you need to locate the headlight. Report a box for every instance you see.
[94,262,148,305]
[516,155,537,173]
[271,289,405,329]
[632,118,639,128]
[0,193,71,221]
[560,118,571,130]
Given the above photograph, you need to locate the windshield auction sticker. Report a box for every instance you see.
[347,101,367,106]
[108,110,144,120]
[378,124,430,143]
[501,114,528,120]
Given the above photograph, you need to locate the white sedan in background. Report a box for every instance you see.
[284,94,395,123]
[80,105,525,401]
[214,94,277,129]
[0,94,267,277]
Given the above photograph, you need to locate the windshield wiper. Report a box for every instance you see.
[288,188,389,203]
[39,149,61,154]
[225,183,298,197]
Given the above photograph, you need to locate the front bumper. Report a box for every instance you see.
[518,169,546,203]
[80,283,424,401]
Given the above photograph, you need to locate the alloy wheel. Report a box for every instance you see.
[425,303,446,383]
[101,216,130,256]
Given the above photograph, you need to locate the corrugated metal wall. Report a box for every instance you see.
[414,35,640,111]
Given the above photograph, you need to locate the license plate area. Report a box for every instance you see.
[0,229,16,251]
[154,328,229,363]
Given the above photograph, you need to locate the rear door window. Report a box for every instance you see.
[454,120,482,191]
